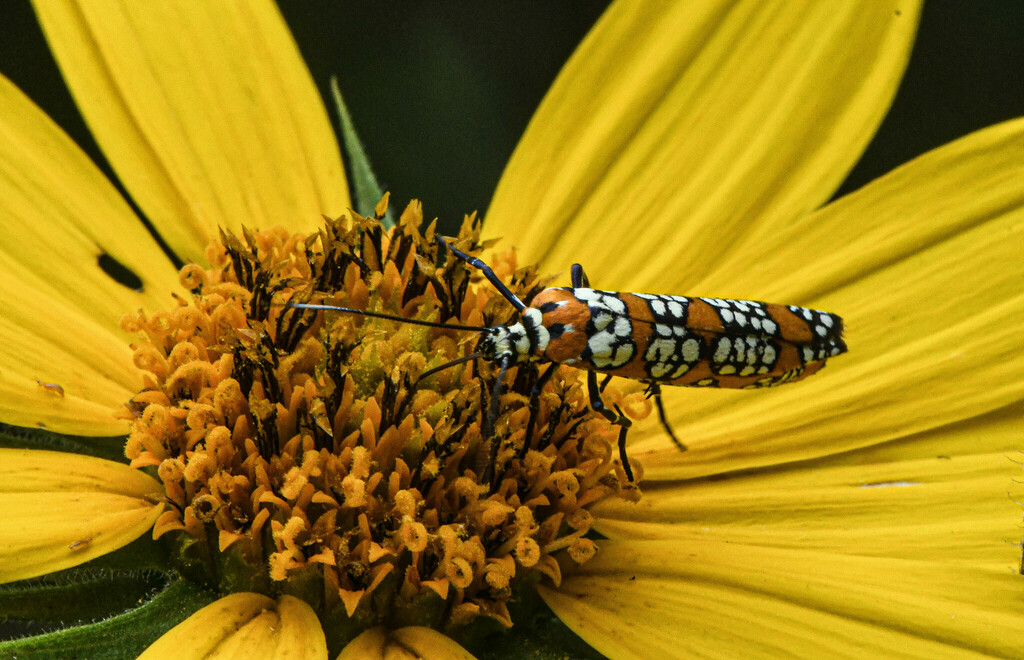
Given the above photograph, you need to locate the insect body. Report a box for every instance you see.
[68,537,93,551]
[292,237,847,483]
[438,238,846,481]
[480,284,846,390]
[36,380,65,397]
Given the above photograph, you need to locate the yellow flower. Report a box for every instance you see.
[1,2,1022,660]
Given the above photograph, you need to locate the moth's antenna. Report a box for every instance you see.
[285,302,488,332]
[479,360,510,486]
[417,352,486,381]
[436,236,527,312]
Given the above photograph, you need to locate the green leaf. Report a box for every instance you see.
[0,579,215,660]
[330,76,393,227]
[0,569,165,624]
[0,422,126,463]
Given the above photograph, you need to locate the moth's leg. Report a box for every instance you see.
[480,361,510,487]
[519,363,559,458]
[647,381,687,451]
[587,371,634,481]
[570,263,591,288]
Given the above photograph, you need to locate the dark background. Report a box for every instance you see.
[2,2,1023,232]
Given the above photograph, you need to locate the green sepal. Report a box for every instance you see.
[388,582,447,630]
[473,606,607,660]
[330,76,393,227]
[0,422,126,463]
[277,564,323,612]
[0,578,215,660]
[213,536,274,597]
[321,566,400,654]
[467,576,606,660]
[165,529,217,589]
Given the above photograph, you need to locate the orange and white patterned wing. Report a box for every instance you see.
[527,288,846,389]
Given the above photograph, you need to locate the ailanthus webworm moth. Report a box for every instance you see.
[292,236,847,483]
[433,237,847,482]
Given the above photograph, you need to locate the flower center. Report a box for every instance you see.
[120,198,642,648]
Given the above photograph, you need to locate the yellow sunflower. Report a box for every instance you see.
[1,1,1023,659]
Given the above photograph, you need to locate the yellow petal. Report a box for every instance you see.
[628,118,1024,480]
[270,595,331,660]
[210,595,327,660]
[34,0,349,262]
[1,254,140,435]
[0,74,181,318]
[139,593,327,660]
[139,593,275,660]
[335,627,387,660]
[0,449,163,583]
[337,626,476,660]
[597,448,1020,565]
[0,74,184,434]
[487,0,920,294]
[0,323,135,436]
[541,539,1021,658]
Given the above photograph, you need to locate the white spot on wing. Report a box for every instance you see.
[714,339,731,362]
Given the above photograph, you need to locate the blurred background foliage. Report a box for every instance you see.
[1,2,1023,237]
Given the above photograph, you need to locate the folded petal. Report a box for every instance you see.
[630,118,1024,480]
[338,626,476,660]
[34,0,349,262]
[541,539,1021,658]
[139,593,327,660]
[0,449,163,583]
[487,0,920,294]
